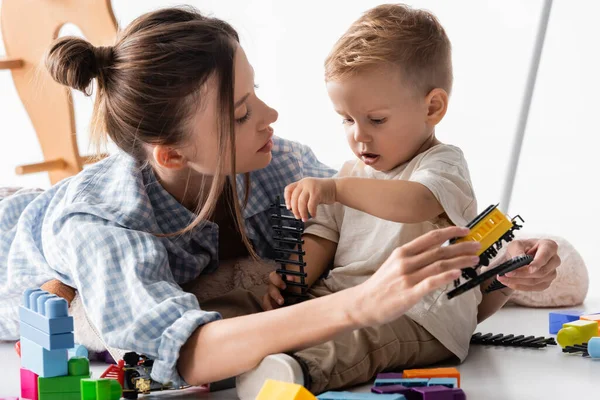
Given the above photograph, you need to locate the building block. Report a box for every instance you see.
[80,379,122,400]
[375,378,429,387]
[549,310,587,334]
[20,321,74,350]
[427,378,457,388]
[377,372,405,380]
[38,393,81,400]
[580,314,600,333]
[588,337,600,358]
[68,344,89,359]
[409,386,465,400]
[318,392,406,400]
[20,336,68,378]
[20,367,39,400]
[403,368,461,387]
[19,289,73,334]
[38,357,91,394]
[256,379,317,400]
[371,385,411,395]
[557,320,598,348]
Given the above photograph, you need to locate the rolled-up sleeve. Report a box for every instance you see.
[50,211,221,386]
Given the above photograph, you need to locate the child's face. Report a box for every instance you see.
[326,65,436,172]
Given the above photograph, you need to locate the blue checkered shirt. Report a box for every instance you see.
[0,137,335,385]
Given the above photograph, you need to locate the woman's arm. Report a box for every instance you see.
[179,286,358,385]
[178,226,480,385]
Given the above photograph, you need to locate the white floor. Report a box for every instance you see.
[2,299,600,399]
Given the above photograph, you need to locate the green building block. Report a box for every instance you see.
[68,356,90,376]
[38,357,91,394]
[81,378,122,400]
[39,372,92,393]
[39,392,81,400]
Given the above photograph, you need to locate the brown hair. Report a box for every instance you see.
[325,3,453,96]
[45,7,256,256]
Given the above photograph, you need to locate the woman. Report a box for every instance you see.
[0,7,560,398]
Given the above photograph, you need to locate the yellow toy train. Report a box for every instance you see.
[446,204,531,299]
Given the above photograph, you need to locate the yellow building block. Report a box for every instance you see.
[557,320,599,348]
[256,379,317,400]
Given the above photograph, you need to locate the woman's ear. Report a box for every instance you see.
[153,145,187,169]
[425,88,449,126]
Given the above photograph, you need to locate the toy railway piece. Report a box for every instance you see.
[449,204,524,287]
[471,332,557,348]
[448,254,532,299]
[270,196,309,305]
[562,343,589,357]
[483,255,534,294]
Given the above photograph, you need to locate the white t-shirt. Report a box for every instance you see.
[304,143,481,361]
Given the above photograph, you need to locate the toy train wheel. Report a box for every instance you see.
[123,369,141,399]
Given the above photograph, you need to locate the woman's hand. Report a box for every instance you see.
[350,226,481,327]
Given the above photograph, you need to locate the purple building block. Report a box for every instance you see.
[408,386,466,400]
[372,384,412,395]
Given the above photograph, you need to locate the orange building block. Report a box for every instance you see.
[580,315,600,333]
[403,367,461,387]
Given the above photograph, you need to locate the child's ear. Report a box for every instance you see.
[153,145,187,169]
[425,88,449,126]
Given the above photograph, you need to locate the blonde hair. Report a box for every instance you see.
[325,4,453,96]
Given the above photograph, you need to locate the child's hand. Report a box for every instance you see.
[284,178,336,221]
[262,271,287,311]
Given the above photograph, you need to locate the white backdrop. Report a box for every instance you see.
[1,1,597,291]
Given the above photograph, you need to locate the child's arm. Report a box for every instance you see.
[335,177,443,223]
[285,177,443,224]
[263,233,337,310]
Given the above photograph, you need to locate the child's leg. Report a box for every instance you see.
[296,280,455,394]
[295,313,454,394]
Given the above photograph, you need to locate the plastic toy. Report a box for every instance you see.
[80,378,122,400]
[37,357,91,399]
[270,196,309,304]
[549,310,588,334]
[445,204,527,299]
[318,392,405,399]
[402,368,461,388]
[470,332,557,348]
[579,314,600,333]
[562,337,600,358]
[372,385,411,395]
[20,367,38,400]
[256,379,317,400]
[556,320,599,348]
[374,378,429,387]
[68,344,89,359]
[482,255,534,293]
[410,385,466,400]
[120,351,186,399]
[19,289,73,378]
[427,378,458,388]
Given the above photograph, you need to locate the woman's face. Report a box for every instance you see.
[183,44,279,175]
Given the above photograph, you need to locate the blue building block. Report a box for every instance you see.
[19,289,73,335]
[20,321,74,350]
[374,378,429,387]
[318,392,406,400]
[68,344,89,359]
[428,378,457,388]
[20,336,68,377]
[549,310,589,334]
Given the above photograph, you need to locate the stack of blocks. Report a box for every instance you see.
[18,288,122,400]
[20,288,76,400]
